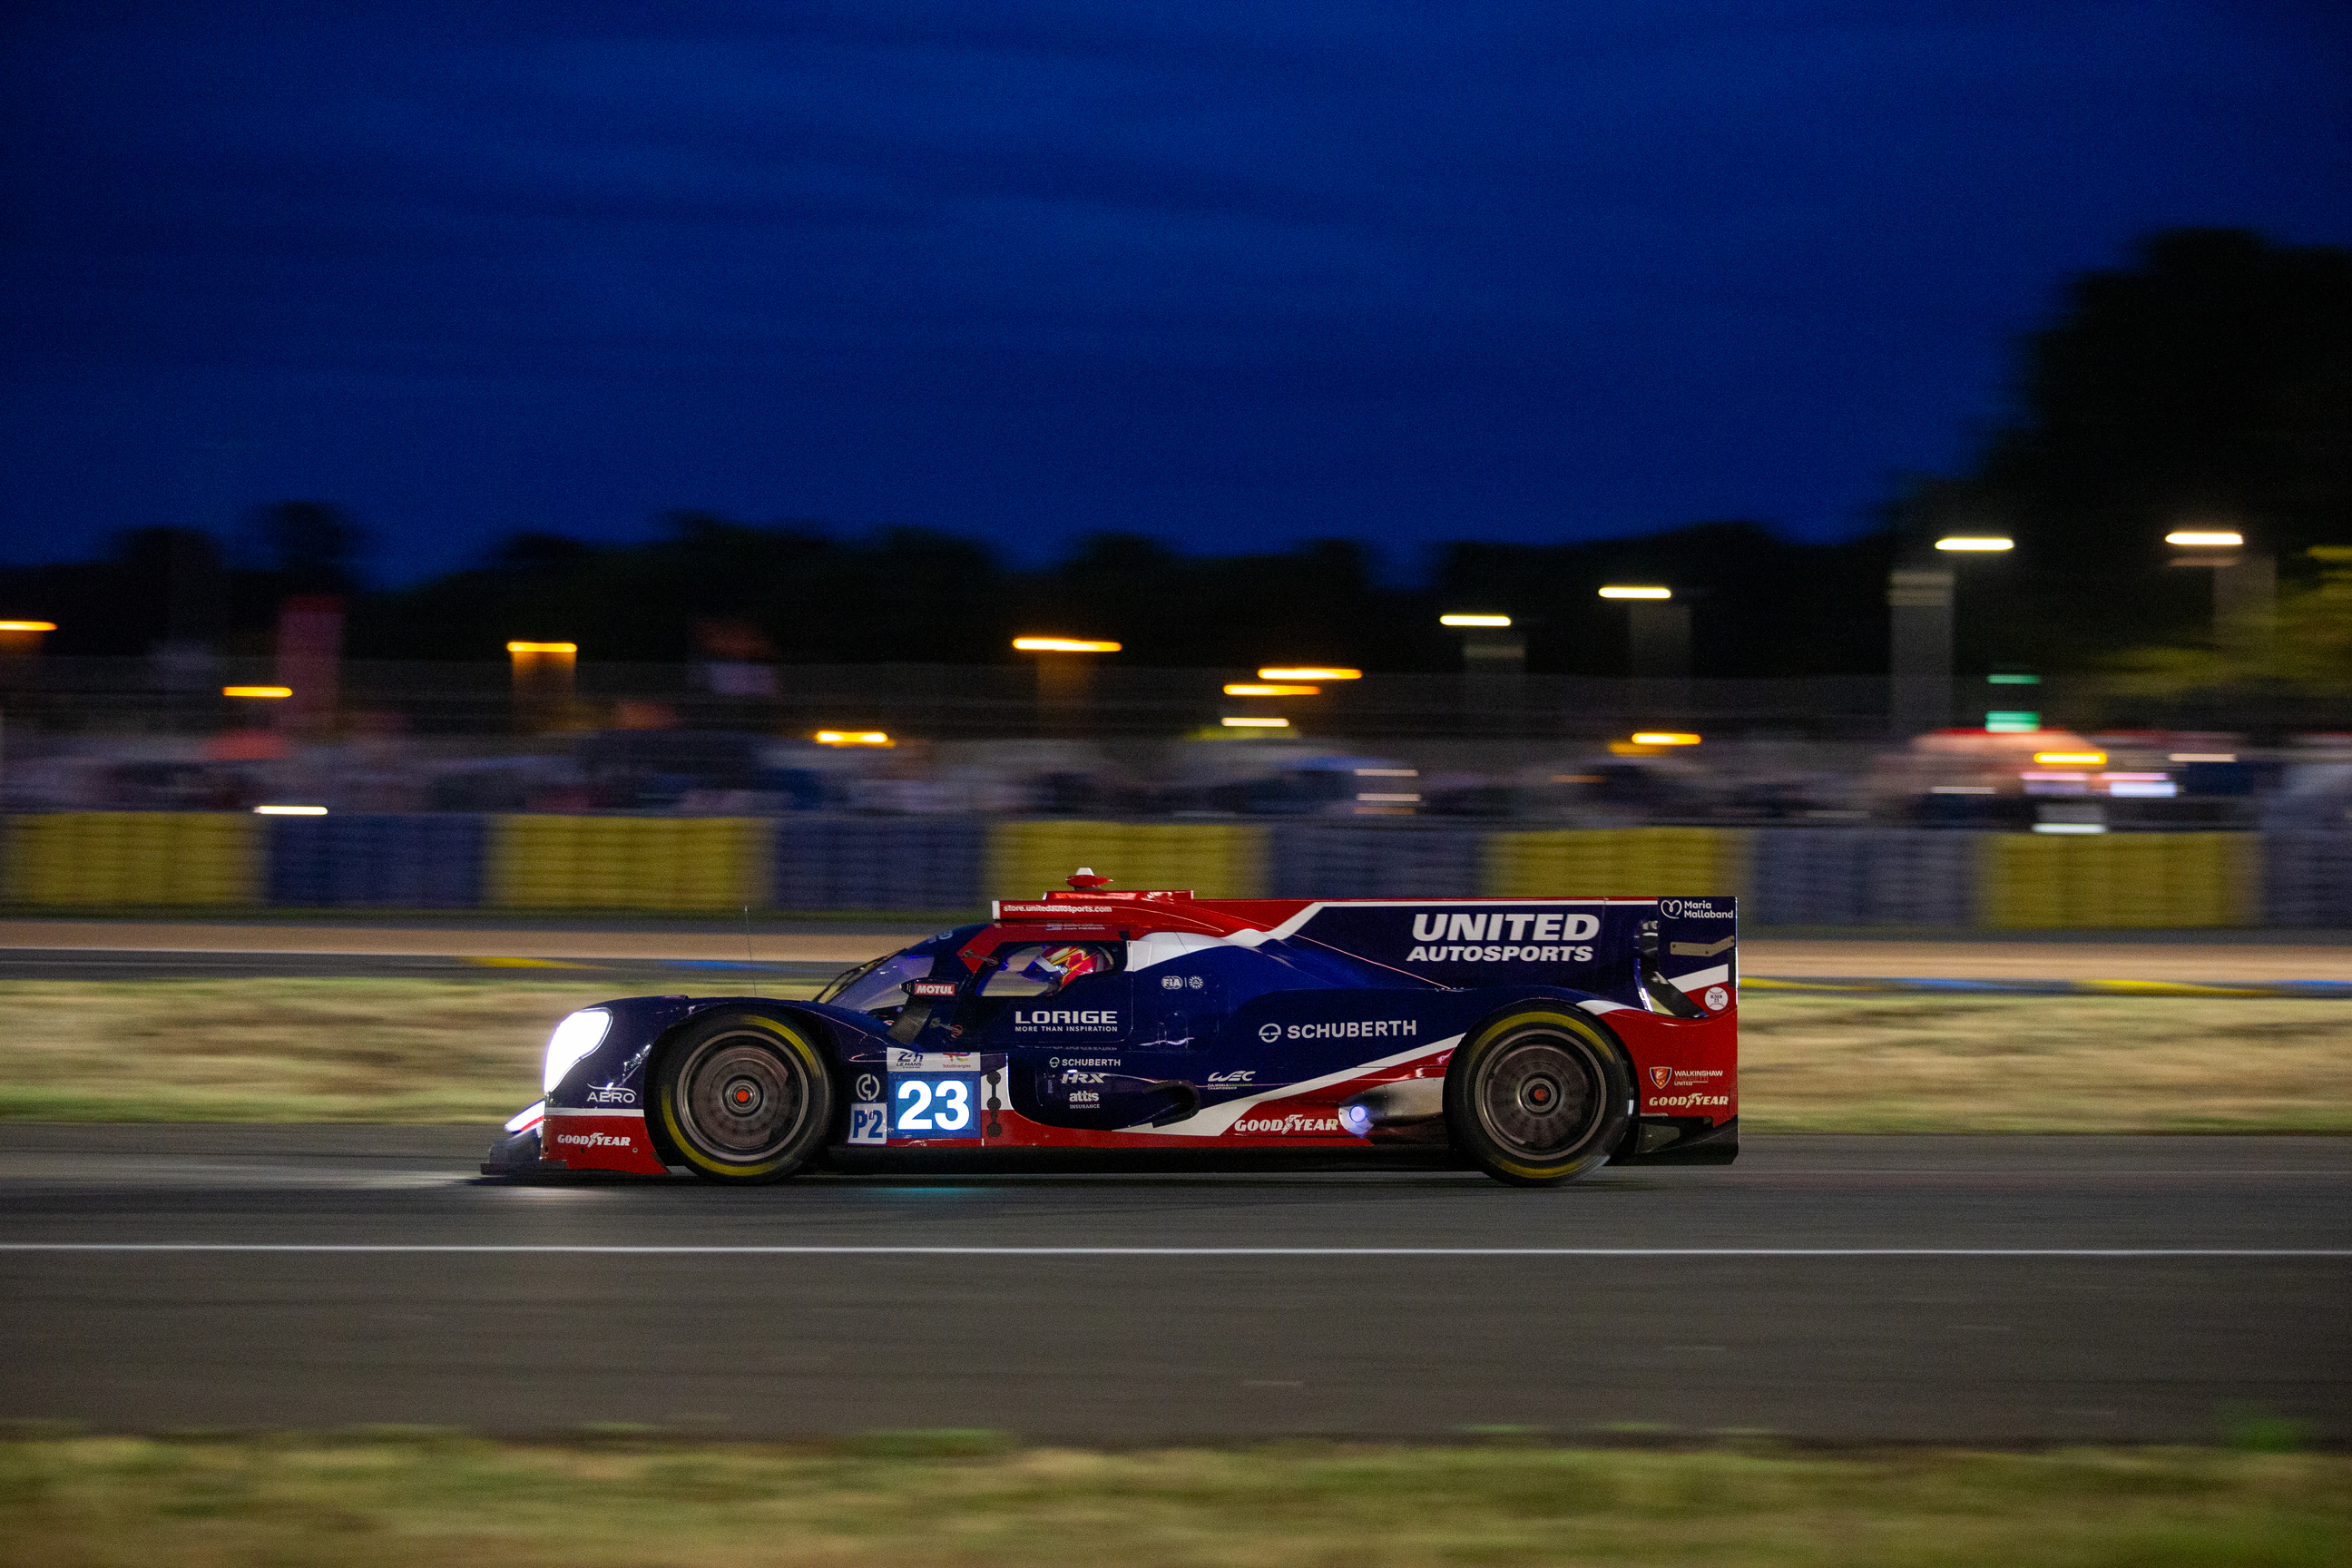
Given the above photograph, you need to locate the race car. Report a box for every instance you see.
[484,871,1739,1186]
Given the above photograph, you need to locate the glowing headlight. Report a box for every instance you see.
[541,1009,612,1094]
[504,1101,545,1133]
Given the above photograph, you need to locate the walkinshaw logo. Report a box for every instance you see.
[1232,1112,1343,1135]
[1650,1066,1674,1089]
[1405,911,1596,965]
[1659,898,1733,919]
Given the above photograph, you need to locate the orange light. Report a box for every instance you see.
[1013,637,1121,653]
[2034,750,2106,766]
[222,685,293,699]
[506,641,577,654]
[1223,682,1319,696]
[1258,666,1360,681]
[1632,731,1702,746]
[815,730,894,747]
[0,620,57,632]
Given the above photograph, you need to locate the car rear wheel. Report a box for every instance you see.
[655,1013,834,1183]
[1446,1006,1632,1186]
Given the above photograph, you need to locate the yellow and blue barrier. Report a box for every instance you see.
[3,811,261,906]
[985,820,1269,903]
[0,813,2308,927]
[1482,827,1749,899]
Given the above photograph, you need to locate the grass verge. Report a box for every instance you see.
[2,1434,2345,1568]
[0,980,2347,1130]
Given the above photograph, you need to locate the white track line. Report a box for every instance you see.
[0,1244,2344,1258]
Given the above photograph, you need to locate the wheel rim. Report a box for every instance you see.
[675,1034,810,1163]
[1475,1032,1602,1161]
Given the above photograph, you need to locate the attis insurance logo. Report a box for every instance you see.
[1650,1066,1674,1089]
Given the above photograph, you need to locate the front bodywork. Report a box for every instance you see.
[486,892,1739,1176]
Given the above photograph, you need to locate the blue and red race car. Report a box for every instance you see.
[485,873,1739,1186]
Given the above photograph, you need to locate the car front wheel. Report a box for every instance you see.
[1446,1006,1632,1186]
[654,1012,834,1183]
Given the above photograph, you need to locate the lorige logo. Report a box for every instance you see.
[1012,1009,1120,1032]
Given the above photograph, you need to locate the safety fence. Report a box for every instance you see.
[0,812,2334,928]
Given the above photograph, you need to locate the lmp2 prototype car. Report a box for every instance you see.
[485,873,1739,1186]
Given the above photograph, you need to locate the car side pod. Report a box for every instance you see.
[1337,1079,1449,1146]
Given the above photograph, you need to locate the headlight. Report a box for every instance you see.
[542,1009,612,1094]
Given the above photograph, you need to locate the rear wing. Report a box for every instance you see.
[1263,896,1737,1013]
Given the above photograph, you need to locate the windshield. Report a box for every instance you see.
[817,949,936,1014]
[814,927,981,1015]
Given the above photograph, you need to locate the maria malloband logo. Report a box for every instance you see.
[1659,898,1733,919]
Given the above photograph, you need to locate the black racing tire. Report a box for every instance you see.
[654,1012,835,1183]
[1446,1005,1633,1187]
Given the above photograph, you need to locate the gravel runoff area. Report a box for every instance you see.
[3,1435,2344,1568]
[1,976,2347,1129]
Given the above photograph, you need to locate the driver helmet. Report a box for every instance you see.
[1028,944,1103,984]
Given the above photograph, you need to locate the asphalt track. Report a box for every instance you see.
[2,1127,2343,1443]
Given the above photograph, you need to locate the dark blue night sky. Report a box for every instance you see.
[5,2,2347,581]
